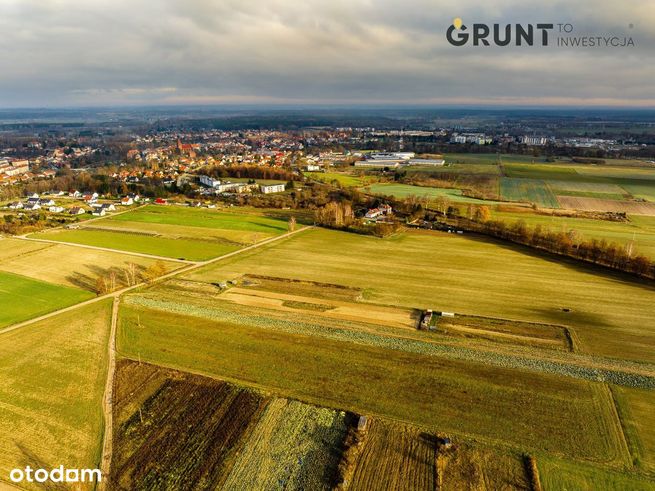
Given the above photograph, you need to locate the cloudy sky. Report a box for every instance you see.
[0,0,653,107]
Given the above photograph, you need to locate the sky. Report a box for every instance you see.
[0,0,653,108]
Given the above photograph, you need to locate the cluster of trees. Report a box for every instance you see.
[94,261,168,294]
[206,165,299,182]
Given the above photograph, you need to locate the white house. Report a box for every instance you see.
[260,183,286,194]
[49,206,65,213]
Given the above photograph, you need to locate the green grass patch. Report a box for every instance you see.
[0,271,93,328]
[110,205,288,233]
[30,228,240,261]
[538,455,655,490]
[305,172,368,187]
[500,178,560,208]
[361,183,503,204]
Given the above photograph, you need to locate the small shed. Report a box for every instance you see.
[357,416,368,432]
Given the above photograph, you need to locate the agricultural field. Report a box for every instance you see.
[437,442,531,490]
[0,237,180,290]
[117,296,630,462]
[111,359,349,490]
[538,456,655,491]
[0,270,93,328]
[612,386,655,473]
[182,227,655,364]
[305,171,370,187]
[436,314,573,351]
[500,177,560,208]
[360,183,504,204]
[224,398,348,490]
[29,228,240,261]
[0,300,111,490]
[557,196,655,216]
[347,419,439,490]
[28,205,291,261]
[110,360,269,490]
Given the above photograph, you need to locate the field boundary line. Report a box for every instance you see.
[0,226,312,337]
[599,384,633,468]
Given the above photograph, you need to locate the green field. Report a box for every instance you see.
[503,163,582,181]
[500,177,560,208]
[30,228,240,261]
[612,386,655,472]
[538,456,655,491]
[0,271,93,328]
[29,206,292,261]
[183,228,655,364]
[108,205,288,234]
[305,171,369,187]
[0,300,111,490]
[361,183,504,204]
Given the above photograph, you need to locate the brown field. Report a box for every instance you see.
[348,419,438,490]
[557,196,655,215]
[0,238,179,290]
[437,442,531,490]
[221,287,416,329]
[111,359,269,490]
[437,315,573,351]
[241,274,363,301]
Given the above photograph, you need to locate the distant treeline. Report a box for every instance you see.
[206,165,299,181]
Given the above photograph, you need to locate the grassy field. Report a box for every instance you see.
[0,300,111,490]
[612,386,655,473]
[361,183,504,204]
[0,270,93,328]
[538,456,655,490]
[182,227,655,364]
[500,178,560,208]
[117,299,628,462]
[30,228,240,261]
[109,204,288,233]
[0,237,180,290]
[29,206,291,261]
[305,171,370,187]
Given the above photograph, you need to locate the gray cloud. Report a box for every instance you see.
[0,0,653,107]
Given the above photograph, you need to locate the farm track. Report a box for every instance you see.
[98,296,119,490]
